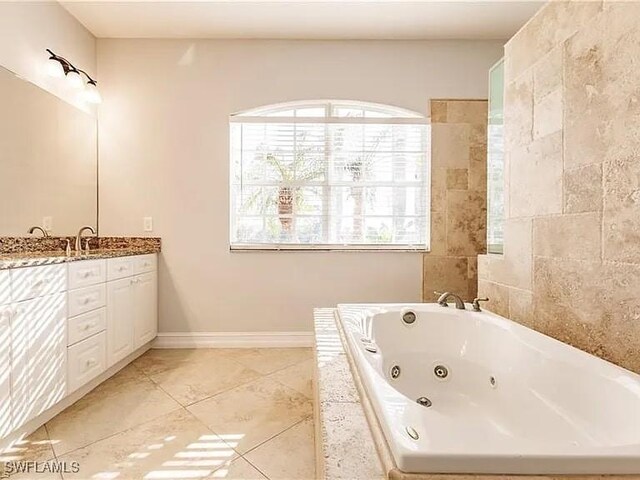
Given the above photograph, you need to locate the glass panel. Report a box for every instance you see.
[332,106,364,118]
[295,107,326,117]
[230,102,430,248]
[487,59,505,254]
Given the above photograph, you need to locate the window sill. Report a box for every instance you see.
[230,244,429,253]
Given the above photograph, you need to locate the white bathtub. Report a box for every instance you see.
[336,303,640,475]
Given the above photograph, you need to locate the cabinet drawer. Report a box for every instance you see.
[68,284,106,317]
[11,264,66,302]
[68,307,106,346]
[133,254,157,275]
[107,257,135,281]
[68,260,106,289]
[67,331,106,393]
[0,270,10,305]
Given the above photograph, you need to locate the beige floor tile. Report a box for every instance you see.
[46,365,182,456]
[0,426,55,463]
[58,409,237,480]
[209,456,267,479]
[187,375,313,455]
[230,348,313,375]
[266,359,314,399]
[244,418,315,480]
[134,349,247,377]
[0,427,62,479]
[149,356,262,406]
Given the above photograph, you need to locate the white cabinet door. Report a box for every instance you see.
[29,293,67,418]
[134,272,157,348]
[10,301,30,429]
[106,277,135,367]
[0,306,12,437]
[11,293,67,426]
[0,270,11,305]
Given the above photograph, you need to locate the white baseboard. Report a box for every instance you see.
[152,331,314,348]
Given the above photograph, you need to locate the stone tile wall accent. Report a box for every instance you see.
[478,1,640,373]
[424,100,488,302]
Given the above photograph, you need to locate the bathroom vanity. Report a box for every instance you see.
[0,248,159,449]
[0,47,163,451]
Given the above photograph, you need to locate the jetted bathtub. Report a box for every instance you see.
[336,303,640,474]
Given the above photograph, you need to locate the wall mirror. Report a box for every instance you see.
[0,65,97,237]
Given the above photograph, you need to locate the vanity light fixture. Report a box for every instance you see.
[84,79,102,104]
[46,49,102,104]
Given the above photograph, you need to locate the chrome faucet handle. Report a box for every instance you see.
[472,297,489,312]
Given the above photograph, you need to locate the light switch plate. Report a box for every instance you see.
[143,217,153,232]
[42,216,53,232]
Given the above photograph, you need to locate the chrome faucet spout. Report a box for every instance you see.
[436,291,466,310]
[75,225,96,254]
[28,226,49,237]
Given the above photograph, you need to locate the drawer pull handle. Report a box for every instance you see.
[82,322,95,331]
[31,277,52,289]
[81,295,98,305]
[118,266,127,271]
[82,271,93,278]
[85,358,97,368]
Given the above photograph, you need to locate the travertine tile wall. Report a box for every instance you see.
[478,1,640,373]
[423,100,488,302]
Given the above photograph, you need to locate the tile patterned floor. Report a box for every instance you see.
[3,348,316,480]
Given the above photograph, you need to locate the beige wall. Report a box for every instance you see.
[478,1,640,372]
[0,2,96,112]
[97,39,504,333]
[423,99,488,303]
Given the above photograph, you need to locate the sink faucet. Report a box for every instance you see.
[28,226,49,237]
[75,225,96,254]
[435,291,466,310]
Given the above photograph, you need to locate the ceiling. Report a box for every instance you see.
[60,1,543,40]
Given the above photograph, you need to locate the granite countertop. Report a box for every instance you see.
[0,246,160,270]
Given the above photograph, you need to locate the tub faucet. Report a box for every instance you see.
[435,291,466,310]
[75,225,96,254]
[472,297,489,312]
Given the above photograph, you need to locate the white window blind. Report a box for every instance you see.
[230,101,430,250]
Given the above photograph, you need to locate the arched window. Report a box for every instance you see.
[230,100,430,250]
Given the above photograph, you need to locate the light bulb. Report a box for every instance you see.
[46,58,65,78]
[84,82,102,104]
[66,69,83,89]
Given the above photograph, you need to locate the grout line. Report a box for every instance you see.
[600,162,606,263]
[240,455,271,480]
[43,423,65,480]
[138,349,314,409]
[55,405,183,460]
[240,415,312,459]
[178,356,313,409]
